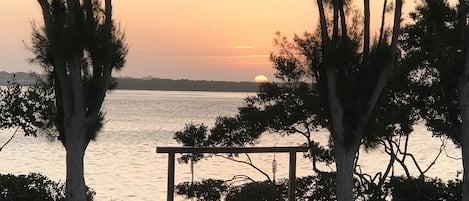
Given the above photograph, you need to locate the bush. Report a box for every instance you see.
[175,174,334,201]
[176,179,227,201]
[389,176,461,201]
[226,181,283,201]
[0,173,95,201]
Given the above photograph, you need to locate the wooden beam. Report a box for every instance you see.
[156,146,308,154]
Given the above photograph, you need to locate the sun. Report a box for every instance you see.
[254,75,269,83]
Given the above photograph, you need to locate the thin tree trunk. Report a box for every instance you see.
[333,0,340,40]
[378,0,388,47]
[339,0,347,39]
[461,61,469,201]
[363,0,370,62]
[459,0,469,200]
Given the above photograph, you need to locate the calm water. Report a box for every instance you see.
[0,90,463,201]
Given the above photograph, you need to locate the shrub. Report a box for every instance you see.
[0,173,95,201]
[389,176,461,201]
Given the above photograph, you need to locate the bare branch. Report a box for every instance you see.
[0,127,20,152]
[355,0,402,139]
[316,0,329,47]
[225,175,256,184]
[214,154,272,183]
[378,0,388,47]
[37,0,53,37]
[363,0,370,63]
[420,137,447,175]
[339,0,347,39]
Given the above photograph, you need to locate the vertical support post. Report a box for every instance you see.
[167,152,175,201]
[288,151,296,201]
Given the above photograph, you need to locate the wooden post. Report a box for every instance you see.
[167,153,175,201]
[288,151,296,201]
[156,146,307,201]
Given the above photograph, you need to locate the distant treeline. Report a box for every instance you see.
[0,71,40,85]
[115,77,260,92]
[0,71,261,92]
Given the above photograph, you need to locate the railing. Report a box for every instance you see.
[156,146,309,201]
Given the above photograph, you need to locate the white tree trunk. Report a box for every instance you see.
[64,125,89,201]
[334,138,360,201]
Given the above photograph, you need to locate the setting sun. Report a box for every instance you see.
[254,75,268,83]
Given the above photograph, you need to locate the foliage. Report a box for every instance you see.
[31,0,128,142]
[175,179,228,201]
[400,0,462,144]
[173,124,208,163]
[173,106,267,164]
[0,78,55,137]
[0,173,95,201]
[175,174,463,201]
[389,176,461,201]
[225,181,283,201]
[175,174,336,201]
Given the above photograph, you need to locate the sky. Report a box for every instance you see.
[0,1,420,82]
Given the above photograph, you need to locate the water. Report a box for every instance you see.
[0,90,463,200]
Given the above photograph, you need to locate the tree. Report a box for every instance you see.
[303,1,403,200]
[400,1,469,199]
[31,0,127,200]
[457,0,469,199]
[174,1,405,200]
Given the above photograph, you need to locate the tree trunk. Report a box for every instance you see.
[459,1,469,200]
[462,103,469,201]
[64,124,89,201]
[460,31,469,201]
[334,137,360,201]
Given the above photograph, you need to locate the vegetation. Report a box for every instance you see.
[0,172,95,201]
[1,0,468,200]
[172,0,469,200]
[31,0,128,200]
[399,0,469,199]
[0,71,260,92]
[0,78,55,152]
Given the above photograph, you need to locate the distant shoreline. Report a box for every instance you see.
[0,71,261,92]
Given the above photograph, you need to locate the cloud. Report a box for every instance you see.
[231,46,254,49]
[240,54,270,58]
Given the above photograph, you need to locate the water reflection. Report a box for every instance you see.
[0,90,462,201]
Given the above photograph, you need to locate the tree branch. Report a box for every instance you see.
[378,0,388,47]
[420,137,447,176]
[0,127,20,152]
[225,175,256,185]
[356,0,402,139]
[339,0,347,39]
[37,0,53,39]
[214,153,273,183]
[363,0,370,62]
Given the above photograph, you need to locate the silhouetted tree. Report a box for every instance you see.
[31,0,127,200]
[304,1,403,200]
[174,1,405,200]
[457,0,469,199]
[400,0,469,199]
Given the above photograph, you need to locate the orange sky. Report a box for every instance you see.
[0,1,420,81]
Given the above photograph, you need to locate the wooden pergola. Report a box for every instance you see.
[156,146,309,201]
